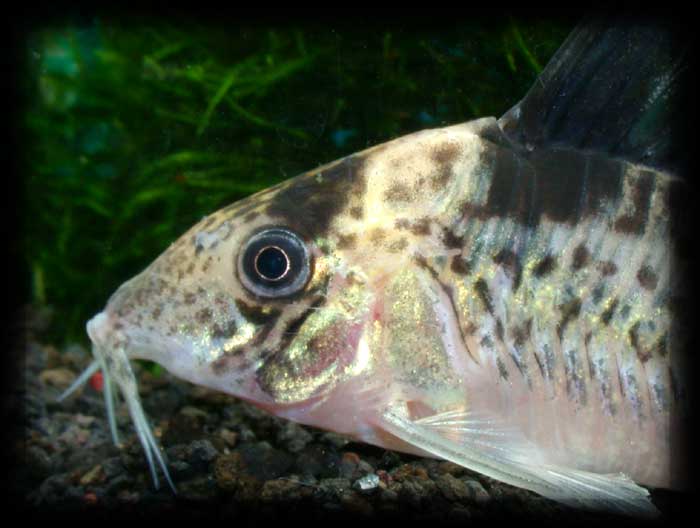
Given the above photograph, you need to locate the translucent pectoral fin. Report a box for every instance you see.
[380,403,658,518]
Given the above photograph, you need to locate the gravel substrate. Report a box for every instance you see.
[13,308,689,523]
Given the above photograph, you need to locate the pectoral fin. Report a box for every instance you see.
[380,403,658,517]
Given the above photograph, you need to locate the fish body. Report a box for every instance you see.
[67,21,690,516]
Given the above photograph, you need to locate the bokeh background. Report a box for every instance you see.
[22,15,573,347]
[15,16,697,522]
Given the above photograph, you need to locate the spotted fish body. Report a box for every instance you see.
[67,22,689,516]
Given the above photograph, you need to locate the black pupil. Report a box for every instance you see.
[255,246,288,281]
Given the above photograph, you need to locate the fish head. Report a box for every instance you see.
[86,122,483,452]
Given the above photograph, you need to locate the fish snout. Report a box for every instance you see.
[87,311,119,346]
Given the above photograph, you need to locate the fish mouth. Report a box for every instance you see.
[87,308,200,373]
[58,310,178,492]
[86,311,115,345]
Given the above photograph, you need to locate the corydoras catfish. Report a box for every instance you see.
[61,21,691,517]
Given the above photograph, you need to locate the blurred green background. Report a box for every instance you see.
[23,16,573,346]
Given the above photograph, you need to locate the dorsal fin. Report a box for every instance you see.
[498,19,693,176]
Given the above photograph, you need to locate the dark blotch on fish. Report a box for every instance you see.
[564,348,587,406]
[592,284,605,305]
[212,319,239,340]
[619,304,631,321]
[430,143,459,190]
[414,255,440,281]
[257,299,325,396]
[442,227,464,249]
[463,139,623,227]
[512,319,532,347]
[384,182,413,203]
[370,228,386,243]
[196,308,213,324]
[533,349,547,380]
[450,256,471,275]
[496,357,509,381]
[474,278,494,315]
[614,170,654,235]
[410,218,432,236]
[601,298,618,325]
[337,233,357,250]
[493,249,522,291]
[431,164,454,191]
[629,322,651,363]
[496,318,505,342]
[236,299,281,325]
[637,265,658,291]
[599,261,618,276]
[388,238,409,252]
[202,216,218,229]
[211,356,231,375]
[243,211,260,222]
[349,206,363,219]
[509,348,530,388]
[183,292,196,305]
[266,155,366,240]
[395,218,410,230]
[656,333,668,357]
[431,142,461,165]
[572,244,590,270]
[275,297,325,353]
[557,298,582,339]
[533,255,557,277]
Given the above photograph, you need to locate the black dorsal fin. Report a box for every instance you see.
[498,19,694,176]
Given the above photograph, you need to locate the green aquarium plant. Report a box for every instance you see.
[23,17,571,346]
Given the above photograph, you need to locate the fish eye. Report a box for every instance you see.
[238,227,311,298]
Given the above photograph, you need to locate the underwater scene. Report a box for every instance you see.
[19,14,692,522]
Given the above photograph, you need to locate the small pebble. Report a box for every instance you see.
[339,451,361,479]
[117,490,140,503]
[219,428,238,448]
[39,368,75,390]
[26,445,53,479]
[353,473,380,492]
[340,491,374,516]
[42,345,61,368]
[276,421,313,453]
[435,473,470,501]
[80,464,105,485]
[75,414,96,427]
[438,461,466,476]
[319,478,352,499]
[376,469,391,486]
[465,479,490,504]
[101,457,124,479]
[188,439,218,465]
[356,460,374,476]
[83,492,98,505]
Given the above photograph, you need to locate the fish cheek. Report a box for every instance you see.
[256,311,367,404]
[383,268,463,398]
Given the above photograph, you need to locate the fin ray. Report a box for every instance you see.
[499,19,692,175]
[380,403,658,517]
